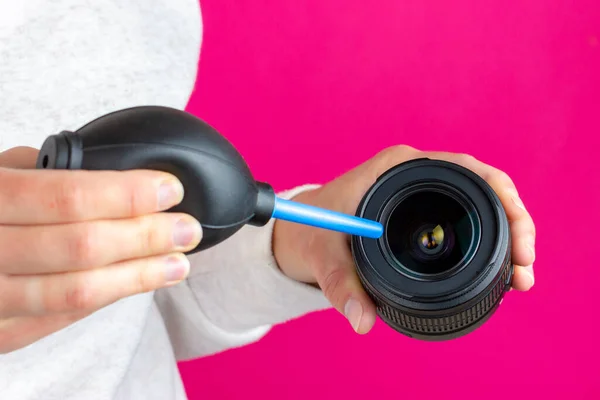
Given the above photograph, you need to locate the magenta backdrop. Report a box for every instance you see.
[180,1,599,399]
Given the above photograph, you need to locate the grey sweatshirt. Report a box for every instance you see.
[0,1,331,398]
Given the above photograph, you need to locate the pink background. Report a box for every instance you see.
[180,1,599,399]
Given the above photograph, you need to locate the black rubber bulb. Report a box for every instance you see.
[36,106,276,254]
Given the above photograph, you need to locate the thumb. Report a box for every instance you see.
[0,146,39,169]
[313,241,378,334]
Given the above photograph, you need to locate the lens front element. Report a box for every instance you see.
[385,190,477,278]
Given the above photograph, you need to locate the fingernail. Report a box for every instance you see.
[173,218,202,248]
[523,265,535,288]
[525,235,536,262]
[344,298,363,333]
[164,255,190,284]
[158,180,184,209]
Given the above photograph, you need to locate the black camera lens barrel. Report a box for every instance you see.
[351,158,513,341]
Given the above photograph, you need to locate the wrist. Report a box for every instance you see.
[272,187,321,284]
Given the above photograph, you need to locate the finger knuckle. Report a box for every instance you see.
[320,267,347,305]
[135,216,162,253]
[456,153,477,164]
[529,220,537,238]
[373,145,417,174]
[496,170,515,187]
[135,268,157,294]
[378,145,416,161]
[68,225,98,267]
[63,276,95,311]
[55,181,87,220]
[125,179,147,216]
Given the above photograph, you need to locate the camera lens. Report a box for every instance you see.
[351,158,513,341]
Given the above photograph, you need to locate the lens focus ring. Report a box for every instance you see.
[362,256,512,338]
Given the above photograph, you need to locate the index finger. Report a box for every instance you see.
[0,168,184,225]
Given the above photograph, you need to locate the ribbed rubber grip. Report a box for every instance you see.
[367,257,513,337]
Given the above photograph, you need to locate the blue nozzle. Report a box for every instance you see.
[271,197,383,239]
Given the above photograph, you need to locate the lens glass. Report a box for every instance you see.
[385,190,476,277]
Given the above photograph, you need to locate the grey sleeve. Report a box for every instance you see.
[154,184,332,361]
